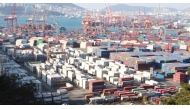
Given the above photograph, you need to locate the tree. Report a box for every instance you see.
[161,83,190,105]
[0,75,40,105]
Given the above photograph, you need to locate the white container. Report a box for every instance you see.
[179,44,187,50]
[96,68,104,78]
[108,71,120,77]
[150,80,159,85]
[145,80,154,85]
[62,68,73,77]
[79,78,87,88]
[42,71,49,83]
[66,83,73,87]
[82,79,88,89]
[113,81,118,85]
[68,71,75,81]
[57,89,68,95]
[111,67,118,71]
[133,74,143,82]
[76,73,86,80]
[88,69,96,75]
[109,77,119,83]
[47,73,62,86]
[104,74,112,82]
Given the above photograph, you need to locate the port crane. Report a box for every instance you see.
[82,14,92,34]
[144,16,153,34]
[4,3,18,34]
[47,19,68,63]
[132,15,141,33]
[36,5,48,31]
[26,4,39,33]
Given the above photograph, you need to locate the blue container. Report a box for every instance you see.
[22,44,30,48]
[153,91,161,96]
[97,49,110,58]
[157,74,165,79]
[154,70,158,74]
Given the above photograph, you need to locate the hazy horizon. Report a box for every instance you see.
[74,3,190,10]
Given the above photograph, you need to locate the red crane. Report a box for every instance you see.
[4,3,18,33]
[144,16,153,34]
[82,14,92,34]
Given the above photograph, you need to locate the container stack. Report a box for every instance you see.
[88,80,105,92]
[42,92,53,104]
[119,76,134,87]
[173,72,187,83]
[140,84,155,89]
[57,89,69,103]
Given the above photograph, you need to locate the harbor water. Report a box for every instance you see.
[0,17,178,35]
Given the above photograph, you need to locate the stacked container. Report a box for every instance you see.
[173,72,187,83]
[119,76,134,87]
[88,80,105,92]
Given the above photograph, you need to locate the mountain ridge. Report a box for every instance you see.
[102,4,178,12]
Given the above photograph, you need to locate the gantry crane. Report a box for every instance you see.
[36,5,48,31]
[144,16,153,34]
[26,4,38,30]
[4,3,18,33]
[132,16,141,33]
[82,14,92,34]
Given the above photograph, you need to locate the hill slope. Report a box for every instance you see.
[108,4,178,12]
[45,3,84,10]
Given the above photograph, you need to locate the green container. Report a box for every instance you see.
[165,73,175,76]
[131,88,145,93]
[37,40,44,46]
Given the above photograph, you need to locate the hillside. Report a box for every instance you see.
[0,3,84,16]
[108,4,178,12]
[45,3,84,10]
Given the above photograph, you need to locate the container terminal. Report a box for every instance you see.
[0,3,190,105]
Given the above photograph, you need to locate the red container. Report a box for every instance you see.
[176,70,186,73]
[89,88,104,92]
[89,80,104,85]
[85,94,94,99]
[118,92,134,97]
[119,77,133,82]
[157,89,166,93]
[134,63,147,70]
[122,84,134,88]
[114,91,124,95]
[161,90,169,94]
[154,86,162,90]
[103,88,117,93]
[123,86,137,91]
[119,93,135,97]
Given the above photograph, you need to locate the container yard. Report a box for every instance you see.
[1,3,190,105]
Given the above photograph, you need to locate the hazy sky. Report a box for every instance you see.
[74,3,190,10]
